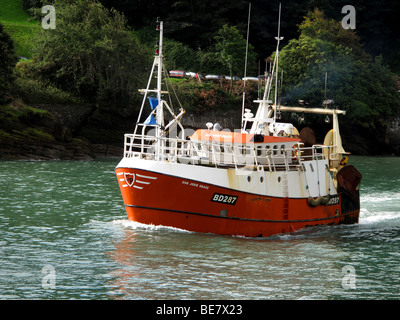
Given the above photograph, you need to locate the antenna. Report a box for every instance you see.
[156,19,164,129]
[241,2,251,130]
[273,2,283,122]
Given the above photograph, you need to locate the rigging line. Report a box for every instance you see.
[163,64,183,112]
[241,2,251,130]
[162,67,175,113]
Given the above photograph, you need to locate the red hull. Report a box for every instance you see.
[115,168,359,237]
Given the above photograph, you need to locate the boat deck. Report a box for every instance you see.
[123,131,341,173]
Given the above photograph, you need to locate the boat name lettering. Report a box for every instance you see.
[205,133,232,139]
[182,180,209,189]
[211,193,238,205]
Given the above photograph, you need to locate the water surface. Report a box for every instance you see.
[0,156,399,299]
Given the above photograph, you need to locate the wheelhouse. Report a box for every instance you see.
[189,129,301,167]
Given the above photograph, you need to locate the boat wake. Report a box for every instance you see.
[359,208,400,225]
[112,219,193,234]
[359,192,400,225]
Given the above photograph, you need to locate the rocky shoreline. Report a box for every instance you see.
[0,136,123,161]
[0,101,125,161]
[1,100,399,161]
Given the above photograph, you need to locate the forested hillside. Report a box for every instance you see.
[98,0,400,73]
[1,0,400,159]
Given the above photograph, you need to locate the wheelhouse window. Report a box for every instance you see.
[256,146,263,156]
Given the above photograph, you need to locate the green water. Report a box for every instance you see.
[0,157,399,299]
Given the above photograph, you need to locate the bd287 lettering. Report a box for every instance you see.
[211,193,238,205]
[327,195,340,205]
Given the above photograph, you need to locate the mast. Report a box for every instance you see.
[156,18,164,130]
[133,18,165,138]
[273,2,283,122]
[131,17,186,154]
[248,3,283,134]
[241,2,252,130]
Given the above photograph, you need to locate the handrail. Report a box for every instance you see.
[123,133,340,171]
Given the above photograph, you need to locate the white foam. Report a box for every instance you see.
[359,210,400,225]
[359,190,400,224]
[112,219,192,233]
[361,193,400,203]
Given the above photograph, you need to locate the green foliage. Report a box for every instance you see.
[279,9,400,124]
[298,9,369,62]
[215,25,249,77]
[345,57,400,120]
[0,100,56,143]
[22,0,43,11]
[13,76,83,105]
[32,0,150,109]
[0,23,18,103]
[163,39,200,71]
[0,0,40,58]
[279,35,354,105]
[100,0,250,50]
[155,24,257,79]
[97,0,400,80]
[2,0,399,126]
[197,51,225,75]
[162,24,257,78]
[168,77,258,114]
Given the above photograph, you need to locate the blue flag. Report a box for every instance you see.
[148,97,159,110]
[144,114,156,125]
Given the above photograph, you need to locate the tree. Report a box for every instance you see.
[163,39,200,71]
[32,0,150,109]
[22,0,43,11]
[214,24,256,90]
[215,25,245,78]
[345,56,400,121]
[0,23,18,104]
[278,9,400,123]
[298,8,369,63]
[278,33,354,107]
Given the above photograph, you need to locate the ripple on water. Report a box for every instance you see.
[1,158,400,299]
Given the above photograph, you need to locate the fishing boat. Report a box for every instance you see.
[115,15,362,238]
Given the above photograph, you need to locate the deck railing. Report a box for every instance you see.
[124,133,339,172]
